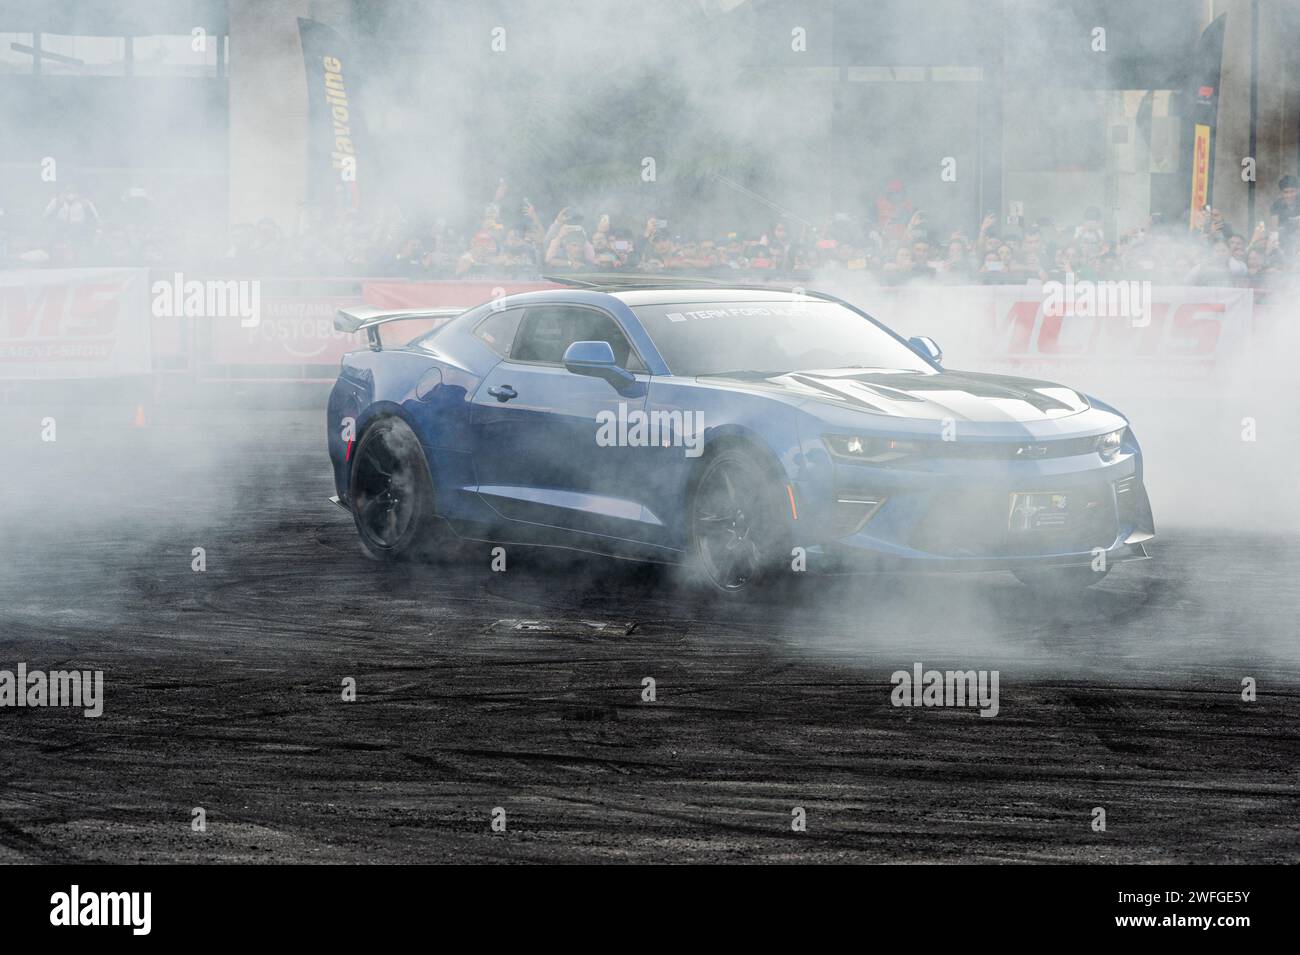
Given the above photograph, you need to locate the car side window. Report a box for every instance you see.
[473,307,525,357]
[510,305,645,371]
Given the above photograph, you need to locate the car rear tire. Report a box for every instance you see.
[687,447,791,597]
[347,417,438,562]
[1013,564,1110,592]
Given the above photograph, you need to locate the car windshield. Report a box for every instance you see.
[630,299,936,377]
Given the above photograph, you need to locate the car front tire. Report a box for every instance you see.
[687,446,792,597]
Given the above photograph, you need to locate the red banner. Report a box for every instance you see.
[0,268,151,379]
[210,294,365,367]
[203,281,557,375]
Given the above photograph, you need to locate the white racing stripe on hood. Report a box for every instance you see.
[772,373,1088,423]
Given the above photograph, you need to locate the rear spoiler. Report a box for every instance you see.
[335,305,465,350]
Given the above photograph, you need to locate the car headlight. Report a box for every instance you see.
[824,433,921,464]
[1097,428,1125,462]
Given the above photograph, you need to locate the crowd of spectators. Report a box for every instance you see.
[5,176,1300,297]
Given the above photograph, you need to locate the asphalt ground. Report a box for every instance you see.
[0,401,1296,862]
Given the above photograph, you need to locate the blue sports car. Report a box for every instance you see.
[327,279,1154,595]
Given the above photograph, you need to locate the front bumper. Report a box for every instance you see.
[792,446,1155,573]
[810,536,1153,574]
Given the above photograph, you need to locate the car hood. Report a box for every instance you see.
[716,367,1091,423]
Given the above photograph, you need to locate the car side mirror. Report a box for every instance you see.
[909,335,943,365]
[563,340,636,389]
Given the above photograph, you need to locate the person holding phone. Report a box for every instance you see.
[1268,175,1299,254]
[544,221,595,266]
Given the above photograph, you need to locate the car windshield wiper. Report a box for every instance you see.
[696,369,787,380]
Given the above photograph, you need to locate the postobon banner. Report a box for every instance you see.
[1190,123,1211,220]
[298,17,366,213]
[0,268,151,379]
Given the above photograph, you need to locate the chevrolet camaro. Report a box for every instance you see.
[326,280,1154,595]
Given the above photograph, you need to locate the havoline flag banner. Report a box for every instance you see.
[298,17,366,213]
[1183,14,1226,228]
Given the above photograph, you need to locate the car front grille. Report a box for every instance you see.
[925,435,1102,460]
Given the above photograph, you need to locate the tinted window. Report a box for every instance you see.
[631,300,935,377]
[511,305,643,370]
[473,307,524,356]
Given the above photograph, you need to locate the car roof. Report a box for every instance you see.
[608,288,811,307]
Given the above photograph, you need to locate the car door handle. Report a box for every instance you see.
[487,384,518,402]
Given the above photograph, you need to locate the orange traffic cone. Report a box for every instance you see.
[133,403,147,428]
